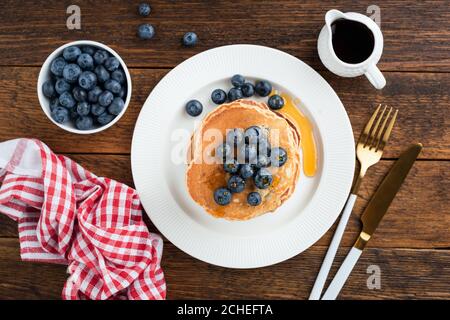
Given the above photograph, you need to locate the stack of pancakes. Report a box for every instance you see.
[186,99,301,220]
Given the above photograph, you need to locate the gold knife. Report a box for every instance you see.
[322,143,423,300]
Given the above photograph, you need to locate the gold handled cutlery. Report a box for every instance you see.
[309,104,398,300]
[322,143,422,299]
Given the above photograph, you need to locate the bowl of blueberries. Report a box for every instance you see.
[37,40,132,134]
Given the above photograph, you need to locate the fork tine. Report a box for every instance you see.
[366,105,387,148]
[374,106,392,150]
[360,104,381,145]
[377,109,398,152]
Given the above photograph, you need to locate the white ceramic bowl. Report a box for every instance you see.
[37,40,132,134]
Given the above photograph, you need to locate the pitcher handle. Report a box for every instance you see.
[365,64,386,89]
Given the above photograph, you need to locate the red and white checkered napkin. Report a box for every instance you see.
[0,138,166,300]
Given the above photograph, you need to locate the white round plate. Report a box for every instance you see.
[132,45,355,268]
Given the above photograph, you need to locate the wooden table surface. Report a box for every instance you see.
[0,0,449,300]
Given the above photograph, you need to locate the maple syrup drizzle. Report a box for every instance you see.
[277,93,317,177]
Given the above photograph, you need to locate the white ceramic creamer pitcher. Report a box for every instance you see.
[318,9,386,89]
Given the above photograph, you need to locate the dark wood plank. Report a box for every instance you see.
[0,67,448,158]
[1,156,449,249]
[0,238,448,299]
[0,1,449,71]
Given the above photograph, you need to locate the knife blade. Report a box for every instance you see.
[355,143,423,250]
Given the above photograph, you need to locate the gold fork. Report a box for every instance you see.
[309,104,398,300]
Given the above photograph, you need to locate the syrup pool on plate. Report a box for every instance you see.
[276,93,317,177]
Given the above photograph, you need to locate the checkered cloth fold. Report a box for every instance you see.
[0,138,166,300]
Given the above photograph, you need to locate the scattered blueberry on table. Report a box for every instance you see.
[185,99,203,117]
[43,45,128,130]
[138,24,155,40]
[138,3,151,16]
[182,32,198,47]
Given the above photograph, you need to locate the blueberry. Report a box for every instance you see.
[111,69,126,84]
[42,80,55,98]
[239,164,254,179]
[185,100,203,117]
[55,78,71,95]
[72,87,87,102]
[216,143,232,161]
[223,159,240,174]
[104,57,120,72]
[226,128,244,146]
[258,138,271,157]
[81,46,95,56]
[104,79,121,94]
[68,106,78,120]
[118,87,126,98]
[97,112,115,125]
[62,64,82,83]
[213,187,232,206]
[108,97,125,115]
[247,192,262,206]
[59,91,76,109]
[94,65,110,83]
[50,57,67,77]
[75,116,94,130]
[182,32,198,47]
[254,168,273,189]
[50,98,60,111]
[78,71,97,90]
[238,143,258,164]
[77,53,94,70]
[76,102,90,116]
[244,126,264,144]
[241,83,255,97]
[255,80,272,97]
[231,74,245,87]
[51,107,70,124]
[228,87,243,102]
[138,3,151,16]
[256,155,271,168]
[227,175,246,193]
[91,103,106,116]
[63,46,81,62]
[268,94,285,110]
[93,50,109,65]
[88,86,103,103]
[211,89,227,105]
[270,147,288,167]
[138,24,155,40]
[98,90,114,106]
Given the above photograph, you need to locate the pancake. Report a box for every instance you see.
[186,99,301,220]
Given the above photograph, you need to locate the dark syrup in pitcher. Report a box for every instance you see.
[331,19,375,64]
